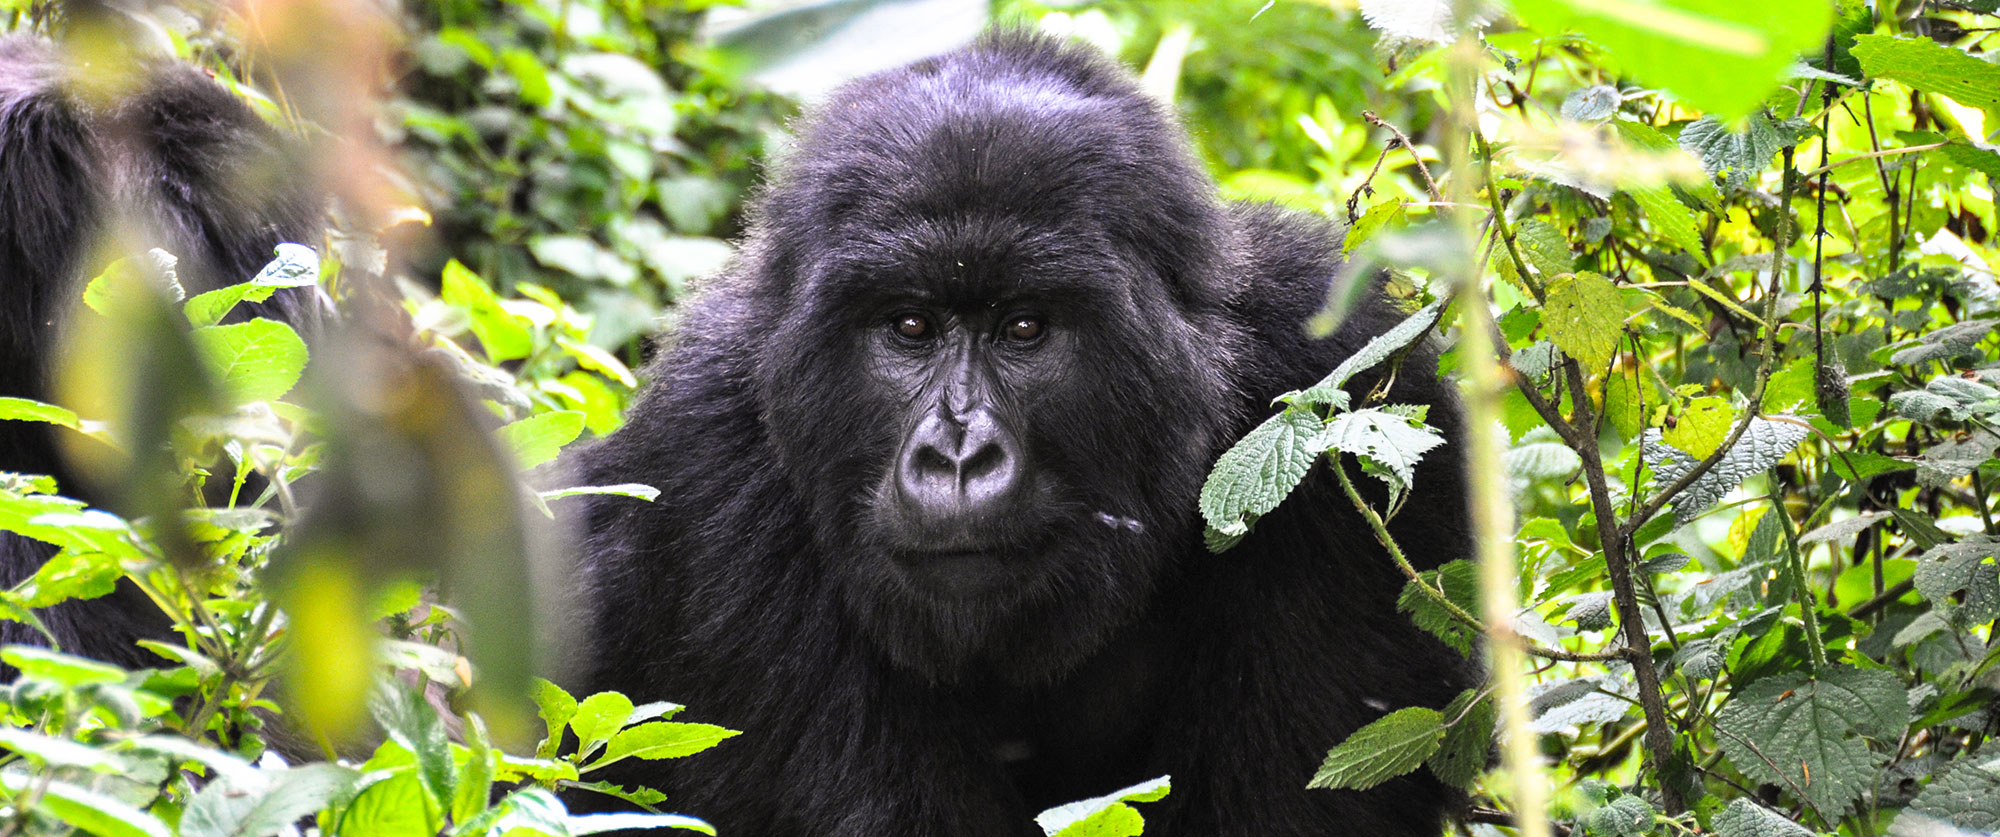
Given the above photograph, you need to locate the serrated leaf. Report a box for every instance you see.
[1716,667,1908,819]
[1200,408,1324,536]
[1562,85,1621,121]
[1513,218,1574,279]
[1586,795,1656,837]
[1528,674,1635,733]
[1427,690,1495,789]
[1036,776,1170,837]
[1917,430,2000,487]
[1642,417,1809,525]
[499,410,587,470]
[1603,371,1646,439]
[1888,320,1994,366]
[1852,34,2000,110]
[1398,560,1481,656]
[1628,184,1707,259]
[1509,0,1833,119]
[1664,396,1733,458]
[1797,511,1890,546]
[1680,112,1808,189]
[1912,534,2000,623]
[1543,271,1623,372]
[1563,592,1615,629]
[1504,429,1581,482]
[193,320,309,405]
[1712,798,1813,837]
[441,259,532,362]
[1908,759,2000,834]
[180,764,358,837]
[1937,142,2000,181]
[1308,707,1445,791]
[1321,408,1445,491]
[1318,300,1446,394]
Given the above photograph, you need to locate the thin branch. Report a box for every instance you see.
[1363,110,1444,203]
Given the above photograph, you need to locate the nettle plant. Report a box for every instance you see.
[0,245,726,835]
[1199,2,2000,835]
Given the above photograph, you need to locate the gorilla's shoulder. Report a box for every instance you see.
[1222,201,1422,399]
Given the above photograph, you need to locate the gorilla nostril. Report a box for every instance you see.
[960,442,1005,482]
[913,445,956,477]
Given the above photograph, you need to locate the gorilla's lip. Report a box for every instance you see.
[888,548,1029,598]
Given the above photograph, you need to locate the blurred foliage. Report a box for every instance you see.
[2,0,1999,835]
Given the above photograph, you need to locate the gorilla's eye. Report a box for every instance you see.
[893,313,934,340]
[1003,316,1045,342]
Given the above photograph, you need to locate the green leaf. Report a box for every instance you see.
[1642,417,1809,525]
[1035,776,1170,837]
[1321,407,1445,492]
[1562,85,1621,121]
[2,645,127,685]
[1398,560,1481,655]
[184,243,319,328]
[1851,34,2000,110]
[1308,707,1445,791]
[1908,758,2000,834]
[1627,184,1706,259]
[1289,301,1446,407]
[440,259,533,362]
[588,722,741,769]
[1513,218,1574,279]
[180,764,359,837]
[1888,320,1994,366]
[0,397,79,428]
[0,772,169,837]
[1509,0,1833,119]
[337,770,440,837]
[1199,408,1324,540]
[193,320,309,405]
[1664,396,1732,458]
[1529,674,1636,732]
[570,691,636,758]
[1716,667,1908,819]
[1679,113,1808,189]
[499,411,587,469]
[1341,199,1406,257]
[1426,690,1496,789]
[370,683,456,819]
[1542,271,1623,372]
[570,812,718,835]
[1912,534,2000,623]
[1585,795,1657,837]
[0,727,127,771]
[532,677,581,761]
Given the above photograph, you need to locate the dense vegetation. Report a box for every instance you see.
[1,0,1997,835]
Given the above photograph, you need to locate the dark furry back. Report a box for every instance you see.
[0,36,324,670]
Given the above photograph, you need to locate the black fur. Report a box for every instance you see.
[573,33,1476,835]
[0,36,324,670]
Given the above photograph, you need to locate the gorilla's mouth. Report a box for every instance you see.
[889,548,1032,599]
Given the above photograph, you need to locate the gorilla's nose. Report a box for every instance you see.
[897,409,1022,520]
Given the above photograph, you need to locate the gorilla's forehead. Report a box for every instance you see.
[816,213,1127,306]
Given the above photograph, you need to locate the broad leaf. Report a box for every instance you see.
[1200,408,1324,542]
[1321,407,1445,492]
[1912,535,2000,623]
[1852,34,2000,110]
[1036,776,1171,837]
[1308,707,1444,790]
[1642,417,1810,525]
[1716,667,1907,819]
[1712,798,1813,837]
[1542,271,1622,372]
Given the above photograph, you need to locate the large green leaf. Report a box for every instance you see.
[1199,408,1324,544]
[1509,0,1833,119]
[1716,667,1907,819]
[1308,707,1445,791]
[193,320,310,405]
[1852,34,2000,110]
[1912,534,2000,623]
[1542,271,1624,372]
[1035,776,1170,837]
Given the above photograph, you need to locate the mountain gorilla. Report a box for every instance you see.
[573,32,1476,835]
[0,36,324,670]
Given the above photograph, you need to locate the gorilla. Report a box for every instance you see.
[573,32,1475,835]
[0,35,324,671]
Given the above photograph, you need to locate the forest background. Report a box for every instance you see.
[0,1,1996,835]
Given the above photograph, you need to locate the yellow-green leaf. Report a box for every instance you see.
[1543,271,1624,372]
[1665,396,1732,458]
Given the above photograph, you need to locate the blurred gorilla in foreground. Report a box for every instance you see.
[0,36,324,670]
[573,32,1477,835]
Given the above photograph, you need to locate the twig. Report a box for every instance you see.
[1363,110,1444,203]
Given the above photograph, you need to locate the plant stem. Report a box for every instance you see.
[1445,32,1550,837]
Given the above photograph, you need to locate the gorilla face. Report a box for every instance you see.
[747,73,1248,681]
